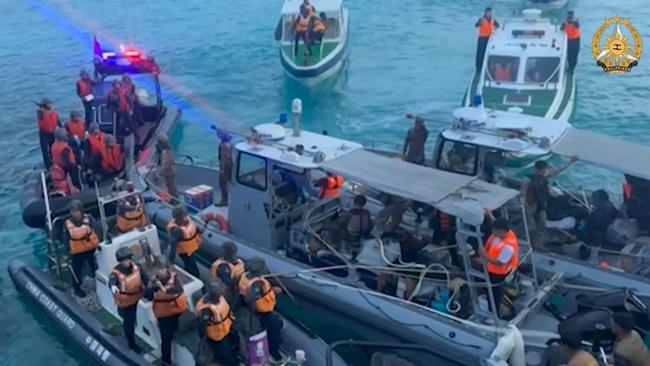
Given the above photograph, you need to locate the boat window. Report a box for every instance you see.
[436,140,478,176]
[237,152,267,191]
[486,56,519,82]
[525,57,560,84]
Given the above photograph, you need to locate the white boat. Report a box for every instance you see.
[463,9,576,122]
[275,0,349,86]
[525,0,568,11]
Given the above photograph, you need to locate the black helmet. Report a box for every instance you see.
[172,205,187,221]
[206,281,223,300]
[116,247,133,261]
[246,257,266,274]
[69,199,84,212]
[222,241,238,259]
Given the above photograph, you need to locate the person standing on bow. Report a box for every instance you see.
[109,246,148,353]
[560,11,580,73]
[63,200,100,298]
[475,7,499,71]
[166,206,201,278]
[217,131,233,207]
[156,134,178,198]
[402,116,428,165]
[196,281,236,366]
[37,98,60,168]
[76,69,94,125]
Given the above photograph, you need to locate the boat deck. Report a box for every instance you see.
[282,42,338,66]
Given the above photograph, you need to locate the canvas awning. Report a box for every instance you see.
[552,128,650,180]
[321,150,519,225]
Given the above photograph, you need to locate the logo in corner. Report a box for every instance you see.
[592,15,642,74]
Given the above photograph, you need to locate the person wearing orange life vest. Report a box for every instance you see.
[65,111,86,163]
[37,98,60,168]
[116,182,148,233]
[166,206,201,278]
[51,128,82,189]
[62,200,100,298]
[84,122,107,178]
[144,259,188,366]
[430,209,462,268]
[108,247,148,353]
[480,215,518,318]
[211,241,245,298]
[309,12,327,45]
[294,6,313,57]
[49,163,77,197]
[100,134,124,176]
[76,69,94,125]
[560,11,580,73]
[475,7,500,71]
[107,79,133,137]
[315,172,344,199]
[196,281,236,366]
[239,257,287,363]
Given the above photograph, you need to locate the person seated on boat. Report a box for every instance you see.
[611,312,650,366]
[37,98,60,169]
[308,13,327,46]
[109,246,148,353]
[479,216,518,319]
[314,172,344,199]
[116,181,148,233]
[343,194,374,259]
[429,209,463,268]
[196,281,236,366]
[63,199,100,298]
[294,6,312,57]
[376,228,426,299]
[211,241,246,300]
[493,62,511,82]
[51,127,82,190]
[581,189,618,258]
[306,215,347,255]
[156,133,179,198]
[558,329,599,366]
[64,111,86,161]
[166,205,201,278]
[144,258,188,366]
[99,134,124,177]
[239,257,287,364]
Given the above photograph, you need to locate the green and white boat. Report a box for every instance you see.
[464,9,576,122]
[275,0,349,86]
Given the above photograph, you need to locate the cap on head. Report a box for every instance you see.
[246,257,266,274]
[40,98,53,106]
[69,199,84,213]
[54,127,68,141]
[70,111,82,119]
[80,69,89,77]
[485,7,492,12]
[415,117,425,124]
[567,10,574,16]
[112,80,120,87]
[105,134,116,145]
[222,241,238,259]
[172,205,187,221]
[90,122,100,132]
[354,194,367,207]
[491,218,510,232]
[116,246,133,261]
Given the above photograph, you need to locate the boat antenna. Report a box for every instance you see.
[292,98,302,137]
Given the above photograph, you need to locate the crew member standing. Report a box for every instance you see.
[480,216,518,319]
[402,116,429,165]
[52,128,82,189]
[116,182,148,233]
[144,260,187,366]
[37,98,59,168]
[210,241,245,299]
[63,200,100,298]
[294,7,312,57]
[109,247,148,353]
[520,156,578,250]
[156,134,178,197]
[166,206,201,278]
[217,132,233,206]
[107,80,133,137]
[65,111,86,162]
[239,257,286,363]
[475,7,499,71]
[196,281,236,366]
[560,11,580,73]
[76,69,94,125]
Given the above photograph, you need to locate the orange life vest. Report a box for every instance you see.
[87,132,107,156]
[38,109,59,134]
[623,180,633,201]
[210,258,245,283]
[152,272,188,318]
[166,218,201,255]
[320,175,344,198]
[494,66,510,81]
[76,78,92,98]
[195,296,233,341]
[111,264,143,308]
[312,18,325,33]
[50,164,72,196]
[478,17,494,37]
[296,15,310,32]
[484,230,518,275]
[439,212,450,232]
[65,118,85,141]
[564,20,580,40]
[66,216,99,255]
[109,87,131,112]
[116,197,147,233]
[239,273,276,313]
[101,145,124,173]
[51,141,76,167]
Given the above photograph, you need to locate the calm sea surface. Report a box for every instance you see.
[1,0,649,364]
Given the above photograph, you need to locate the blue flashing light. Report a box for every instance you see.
[278,112,288,124]
[473,95,483,107]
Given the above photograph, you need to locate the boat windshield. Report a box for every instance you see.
[524,57,560,84]
[281,11,342,43]
[486,55,520,83]
[435,139,478,176]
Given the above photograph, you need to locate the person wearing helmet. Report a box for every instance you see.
[99,134,124,176]
[144,259,187,366]
[116,182,148,233]
[37,98,60,168]
[108,246,148,353]
[166,206,201,278]
[210,241,245,299]
[65,111,86,162]
[62,200,100,297]
[76,69,94,125]
[196,281,236,365]
[51,127,81,189]
[107,79,133,137]
[239,257,286,363]
[156,134,178,197]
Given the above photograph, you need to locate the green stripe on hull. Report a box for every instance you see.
[481,87,557,117]
[553,73,575,120]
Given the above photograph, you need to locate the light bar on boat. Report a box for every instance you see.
[512,30,545,37]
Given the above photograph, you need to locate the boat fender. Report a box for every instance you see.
[488,325,526,366]
[202,212,229,232]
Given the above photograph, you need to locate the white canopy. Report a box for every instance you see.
[281,0,343,15]
[321,150,519,225]
[551,128,650,180]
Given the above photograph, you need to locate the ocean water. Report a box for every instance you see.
[1,0,649,364]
